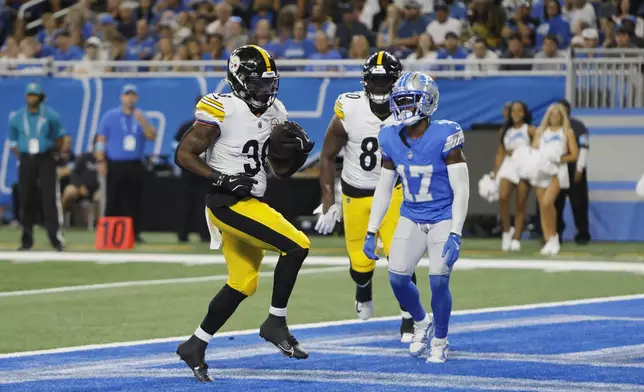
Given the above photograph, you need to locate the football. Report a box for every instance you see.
[268,121,314,178]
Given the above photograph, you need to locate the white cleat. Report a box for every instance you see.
[426,337,450,363]
[501,227,515,252]
[409,314,433,357]
[510,239,521,252]
[355,300,373,320]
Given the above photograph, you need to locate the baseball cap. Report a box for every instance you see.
[434,1,449,11]
[25,82,43,95]
[405,0,422,9]
[86,36,101,47]
[122,84,138,95]
[581,27,598,40]
[445,31,460,40]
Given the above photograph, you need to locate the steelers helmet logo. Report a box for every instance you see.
[229,55,241,73]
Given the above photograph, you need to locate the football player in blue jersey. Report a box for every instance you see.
[362,71,470,363]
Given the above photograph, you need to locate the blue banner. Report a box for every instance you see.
[0,76,565,207]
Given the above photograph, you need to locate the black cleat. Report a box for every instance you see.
[400,317,414,343]
[259,314,308,360]
[176,335,214,382]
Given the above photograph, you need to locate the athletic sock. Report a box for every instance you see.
[271,248,308,309]
[430,275,452,339]
[199,284,247,337]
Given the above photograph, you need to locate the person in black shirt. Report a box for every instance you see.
[61,151,102,214]
[555,99,591,244]
[174,118,210,243]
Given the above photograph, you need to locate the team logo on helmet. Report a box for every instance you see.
[229,55,241,73]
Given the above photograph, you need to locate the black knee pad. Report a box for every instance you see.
[284,246,309,262]
[350,268,374,286]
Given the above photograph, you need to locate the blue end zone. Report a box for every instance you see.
[2,297,644,392]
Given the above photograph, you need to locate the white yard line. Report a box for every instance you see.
[2,251,644,272]
[0,266,346,298]
[1,293,643,359]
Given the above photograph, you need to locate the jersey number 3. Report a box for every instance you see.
[242,140,269,176]
[397,164,434,202]
[359,137,379,171]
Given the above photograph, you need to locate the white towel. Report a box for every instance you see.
[204,207,222,250]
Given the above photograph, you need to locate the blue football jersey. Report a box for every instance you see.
[379,120,465,224]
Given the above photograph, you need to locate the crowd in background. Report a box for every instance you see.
[0,0,643,74]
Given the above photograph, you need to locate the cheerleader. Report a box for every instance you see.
[493,101,536,251]
[531,103,579,255]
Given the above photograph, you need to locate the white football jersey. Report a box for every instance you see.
[334,91,397,190]
[194,93,288,197]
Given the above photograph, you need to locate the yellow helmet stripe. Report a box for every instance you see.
[376,51,384,65]
[250,45,272,72]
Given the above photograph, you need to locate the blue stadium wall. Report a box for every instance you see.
[1,76,642,240]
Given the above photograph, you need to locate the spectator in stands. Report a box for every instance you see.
[203,33,229,60]
[534,34,566,70]
[470,0,505,49]
[535,0,571,51]
[435,31,467,70]
[125,20,155,60]
[250,0,277,31]
[225,16,248,53]
[502,2,539,48]
[63,7,92,46]
[158,19,176,42]
[336,3,372,51]
[207,2,233,37]
[95,84,157,244]
[613,25,639,48]
[377,3,402,49]
[138,0,155,24]
[152,37,175,71]
[193,16,208,44]
[565,0,597,36]
[117,1,138,39]
[97,14,118,44]
[570,35,584,48]
[344,35,370,71]
[16,37,45,73]
[37,12,58,49]
[397,0,428,49]
[306,30,342,71]
[194,0,216,21]
[173,41,192,71]
[500,33,534,70]
[158,0,188,14]
[249,19,281,56]
[444,0,469,20]
[426,1,462,47]
[53,30,83,61]
[406,33,437,64]
[581,27,600,49]
[372,0,393,32]
[0,35,19,61]
[308,0,337,40]
[106,0,121,19]
[282,19,315,59]
[186,37,202,61]
[73,36,105,75]
[618,15,644,46]
[466,36,500,73]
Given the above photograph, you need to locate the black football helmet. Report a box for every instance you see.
[361,51,403,105]
[227,45,280,113]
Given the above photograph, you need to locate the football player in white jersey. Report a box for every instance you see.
[315,51,417,342]
[174,45,314,382]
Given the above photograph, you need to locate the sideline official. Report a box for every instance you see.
[9,82,66,251]
[555,99,591,244]
[95,84,156,243]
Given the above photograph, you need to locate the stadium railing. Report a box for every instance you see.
[17,0,74,30]
[2,49,643,109]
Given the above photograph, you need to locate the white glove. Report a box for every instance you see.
[314,204,341,235]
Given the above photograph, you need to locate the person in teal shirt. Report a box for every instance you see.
[8,82,66,251]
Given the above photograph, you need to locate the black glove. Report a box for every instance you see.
[211,172,258,198]
[277,121,314,155]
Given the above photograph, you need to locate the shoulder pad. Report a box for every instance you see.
[195,93,234,126]
[440,120,465,154]
[334,91,363,121]
[272,98,288,118]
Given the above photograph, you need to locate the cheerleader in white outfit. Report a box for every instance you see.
[493,101,536,252]
[531,103,579,255]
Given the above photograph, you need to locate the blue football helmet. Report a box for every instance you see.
[390,71,439,126]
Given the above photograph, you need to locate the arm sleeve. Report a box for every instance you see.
[447,162,470,236]
[367,167,399,233]
[8,115,18,146]
[576,132,589,172]
[97,112,109,137]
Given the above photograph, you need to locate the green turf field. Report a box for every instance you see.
[0,227,643,354]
